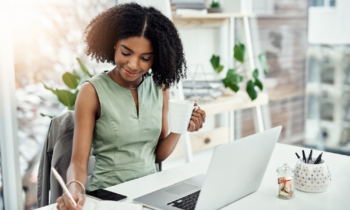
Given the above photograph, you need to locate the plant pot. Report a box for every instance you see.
[207,8,223,13]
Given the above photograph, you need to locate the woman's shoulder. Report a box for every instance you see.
[86,70,109,84]
[82,71,110,98]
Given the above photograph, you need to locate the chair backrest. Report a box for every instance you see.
[86,155,96,189]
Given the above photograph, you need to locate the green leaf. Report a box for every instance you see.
[246,80,257,100]
[62,72,79,89]
[226,69,243,84]
[255,79,263,91]
[234,43,245,63]
[223,78,230,88]
[253,69,259,80]
[223,77,240,92]
[40,113,56,119]
[210,1,220,8]
[235,75,243,83]
[226,69,236,78]
[42,82,56,95]
[223,69,242,92]
[259,53,268,74]
[55,89,77,110]
[210,55,220,70]
[216,65,224,73]
[76,58,92,77]
[228,83,240,92]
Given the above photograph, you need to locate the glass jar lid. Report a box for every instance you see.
[276,163,294,175]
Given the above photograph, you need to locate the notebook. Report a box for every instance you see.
[54,198,143,210]
[83,201,143,210]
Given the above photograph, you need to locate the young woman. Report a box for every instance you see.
[56,3,206,210]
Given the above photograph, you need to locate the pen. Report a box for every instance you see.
[295,152,303,163]
[51,167,77,207]
[302,150,306,163]
[307,150,313,164]
[314,152,323,164]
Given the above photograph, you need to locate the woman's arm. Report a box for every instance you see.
[155,87,179,163]
[155,87,206,163]
[56,82,99,210]
[66,82,99,192]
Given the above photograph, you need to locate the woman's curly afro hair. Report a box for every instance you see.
[84,3,187,89]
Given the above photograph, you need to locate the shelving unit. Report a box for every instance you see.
[170,12,268,162]
[168,92,268,159]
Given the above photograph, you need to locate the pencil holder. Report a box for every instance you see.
[294,159,331,193]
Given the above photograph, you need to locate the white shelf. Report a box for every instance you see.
[172,13,255,19]
[172,13,255,28]
[200,91,268,116]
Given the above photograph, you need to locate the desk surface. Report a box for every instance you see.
[38,143,350,210]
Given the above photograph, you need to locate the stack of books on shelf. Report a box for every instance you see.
[171,0,207,15]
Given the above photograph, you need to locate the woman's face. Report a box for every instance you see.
[114,36,154,82]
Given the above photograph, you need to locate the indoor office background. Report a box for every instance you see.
[0,0,349,209]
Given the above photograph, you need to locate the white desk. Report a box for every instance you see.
[38,143,350,210]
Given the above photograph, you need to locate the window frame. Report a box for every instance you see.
[0,0,24,209]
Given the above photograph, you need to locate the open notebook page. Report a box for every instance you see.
[83,201,143,210]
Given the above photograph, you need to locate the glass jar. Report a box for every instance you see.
[276,163,295,199]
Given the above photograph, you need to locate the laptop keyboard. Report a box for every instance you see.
[167,190,201,210]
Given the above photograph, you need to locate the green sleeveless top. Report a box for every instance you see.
[86,71,163,191]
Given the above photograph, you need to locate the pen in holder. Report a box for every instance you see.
[294,159,331,193]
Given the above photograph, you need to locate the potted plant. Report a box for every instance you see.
[39,58,93,118]
[210,40,268,101]
[208,0,223,13]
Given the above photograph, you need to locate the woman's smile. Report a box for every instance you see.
[123,67,138,77]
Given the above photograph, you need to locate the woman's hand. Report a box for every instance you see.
[56,192,86,210]
[188,101,206,132]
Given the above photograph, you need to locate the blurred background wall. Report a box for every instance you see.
[240,0,308,143]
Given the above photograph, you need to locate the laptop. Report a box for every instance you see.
[134,126,282,210]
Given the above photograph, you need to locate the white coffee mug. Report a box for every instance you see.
[169,99,197,134]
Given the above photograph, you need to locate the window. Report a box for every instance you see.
[310,0,336,7]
